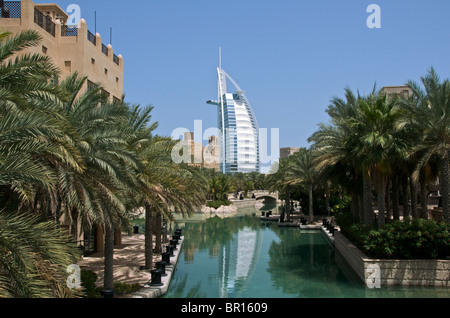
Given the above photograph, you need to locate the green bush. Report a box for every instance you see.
[81,269,100,298]
[80,269,142,297]
[206,199,232,209]
[337,212,450,259]
[363,219,450,259]
[335,211,371,250]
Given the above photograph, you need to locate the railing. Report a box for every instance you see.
[61,24,78,37]
[34,8,55,37]
[101,43,108,56]
[87,30,96,45]
[113,54,120,65]
[0,1,21,18]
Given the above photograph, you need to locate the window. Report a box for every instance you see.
[64,61,71,73]
[104,68,108,76]
[42,46,48,54]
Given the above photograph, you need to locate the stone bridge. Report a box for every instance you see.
[251,190,279,203]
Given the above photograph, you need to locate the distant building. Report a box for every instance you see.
[203,136,220,171]
[183,132,220,171]
[380,85,412,99]
[0,0,124,102]
[207,53,260,174]
[280,147,300,159]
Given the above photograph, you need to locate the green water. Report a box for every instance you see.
[162,207,450,298]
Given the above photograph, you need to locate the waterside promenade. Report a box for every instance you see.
[77,233,184,298]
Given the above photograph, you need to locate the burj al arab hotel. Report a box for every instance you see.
[207,51,260,174]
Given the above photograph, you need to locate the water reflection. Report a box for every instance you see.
[163,207,450,298]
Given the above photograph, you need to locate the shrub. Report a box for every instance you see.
[362,219,450,259]
[337,214,450,259]
[206,199,232,209]
[80,269,142,297]
[114,281,142,295]
[81,269,100,298]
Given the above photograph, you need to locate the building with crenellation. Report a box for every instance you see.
[0,0,124,101]
[0,0,125,254]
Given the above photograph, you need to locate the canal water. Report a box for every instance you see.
[162,205,450,298]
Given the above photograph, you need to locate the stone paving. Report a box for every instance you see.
[77,233,183,297]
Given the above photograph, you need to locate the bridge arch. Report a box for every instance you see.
[252,190,279,203]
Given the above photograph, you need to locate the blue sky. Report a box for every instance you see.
[52,0,450,155]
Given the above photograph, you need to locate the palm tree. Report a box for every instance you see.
[127,104,205,270]
[0,30,83,297]
[286,148,317,223]
[267,157,292,222]
[57,73,141,295]
[404,67,450,223]
[0,211,83,298]
[348,92,407,227]
[308,88,364,223]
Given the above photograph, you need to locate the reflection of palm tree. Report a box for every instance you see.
[267,230,346,297]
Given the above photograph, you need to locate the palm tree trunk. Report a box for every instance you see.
[350,189,359,222]
[376,174,387,228]
[439,152,450,223]
[285,187,291,222]
[392,174,400,220]
[103,225,115,293]
[410,173,419,219]
[308,182,314,223]
[154,212,162,253]
[401,174,410,219]
[419,170,428,219]
[144,203,153,270]
[385,178,391,221]
[363,171,374,226]
[358,192,364,224]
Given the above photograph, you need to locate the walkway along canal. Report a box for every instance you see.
[160,205,450,298]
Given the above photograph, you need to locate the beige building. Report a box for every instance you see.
[203,136,220,171]
[0,0,124,101]
[280,147,300,159]
[0,0,124,254]
[183,132,220,171]
[380,85,412,99]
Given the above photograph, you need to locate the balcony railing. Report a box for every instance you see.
[101,43,108,56]
[61,24,78,37]
[87,30,96,45]
[0,1,21,19]
[34,8,55,37]
[113,54,120,65]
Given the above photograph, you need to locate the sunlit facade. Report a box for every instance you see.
[207,64,260,173]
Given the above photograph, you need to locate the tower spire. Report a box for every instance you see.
[219,46,222,70]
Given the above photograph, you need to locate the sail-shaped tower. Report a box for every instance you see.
[207,52,260,173]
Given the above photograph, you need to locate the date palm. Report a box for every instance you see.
[0,211,82,298]
[404,67,450,223]
[127,104,205,269]
[286,148,317,223]
[57,73,141,294]
[348,93,406,227]
[309,87,364,223]
[267,157,292,222]
[0,30,82,297]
